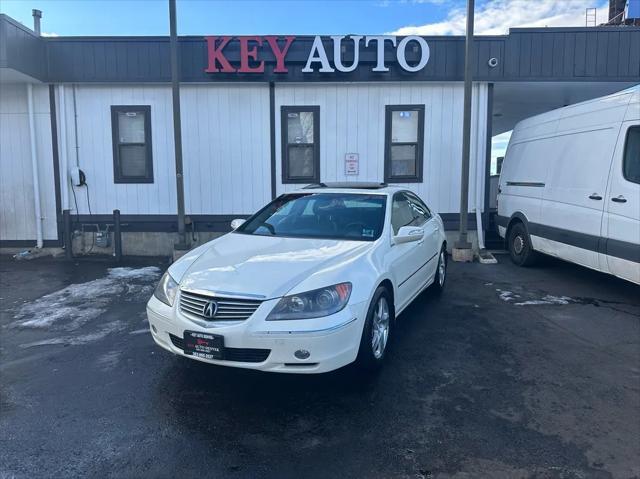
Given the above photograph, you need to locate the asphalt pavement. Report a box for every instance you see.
[1,253,638,478]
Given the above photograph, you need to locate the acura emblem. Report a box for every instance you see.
[203,300,218,319]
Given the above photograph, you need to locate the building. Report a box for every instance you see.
[1,12,639,256]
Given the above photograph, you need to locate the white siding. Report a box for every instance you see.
[0,83,58,242]
[60,85,177,215]
[181,84,271,215]
[275,82,489,214]
[59,84,271,216]
[55,82,487,219]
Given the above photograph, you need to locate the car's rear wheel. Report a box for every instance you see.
[431,245,447,294]
[508,221,538,266]
[356,286,392,370]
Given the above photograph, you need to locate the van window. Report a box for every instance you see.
[623,126,640,185]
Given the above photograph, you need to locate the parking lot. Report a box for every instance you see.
[1,254,638,478]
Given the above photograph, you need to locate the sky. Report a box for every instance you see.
[1,0,609,37]
[0,0,609,161]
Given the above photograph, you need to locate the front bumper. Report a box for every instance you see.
[146,295,367,374]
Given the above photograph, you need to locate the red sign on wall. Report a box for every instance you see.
[205,36,295,73]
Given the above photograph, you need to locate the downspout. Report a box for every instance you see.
[72,84,80,167]
[27,83,44,249]
[475,84,485,251]
[58,85,69,210]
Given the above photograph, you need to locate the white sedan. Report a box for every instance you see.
[147,183,447,373]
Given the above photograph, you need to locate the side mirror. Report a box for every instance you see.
[230,218,246,230]
[394,226,424,245]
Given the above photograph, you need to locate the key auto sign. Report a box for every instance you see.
[204,35,430,74]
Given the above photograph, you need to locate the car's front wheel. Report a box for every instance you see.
[356,286,392,370]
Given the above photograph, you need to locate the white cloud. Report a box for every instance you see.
[390,0,609,36]
[41,32,59,37]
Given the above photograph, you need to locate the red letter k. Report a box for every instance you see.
[204,36,236,73]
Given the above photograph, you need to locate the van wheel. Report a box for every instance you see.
[508,222,537,266]
[356,286,392,371]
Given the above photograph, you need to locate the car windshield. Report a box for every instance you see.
[236,193,387,241]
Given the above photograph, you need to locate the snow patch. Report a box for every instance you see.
[107,266,161,280]
[514,295,573,306]
[496,289,521,302]
[496,288,574,306]
[13,266,161,338]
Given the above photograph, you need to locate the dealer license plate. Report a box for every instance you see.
[183,331,224,360]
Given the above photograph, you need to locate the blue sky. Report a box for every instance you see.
[0,0,607,37]
[1,0,457,36]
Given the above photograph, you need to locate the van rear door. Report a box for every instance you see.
[603,122,640,284]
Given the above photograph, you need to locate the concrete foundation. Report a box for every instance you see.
[69,231,224,258]
[0,247,65,259]
[452,247,475,262]
[444,230,479,254]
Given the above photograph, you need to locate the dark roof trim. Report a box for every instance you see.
[2,14,639,84]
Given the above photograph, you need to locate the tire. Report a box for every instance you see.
[356,286,393,371]
[431,245,447,294]
[508,221,538,266]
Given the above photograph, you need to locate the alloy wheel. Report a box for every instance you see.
[371,296,390,359]
[438,251,446,286]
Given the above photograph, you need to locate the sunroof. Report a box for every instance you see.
[304,182,388,190]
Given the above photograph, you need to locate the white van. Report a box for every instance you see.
[497,85,639,284]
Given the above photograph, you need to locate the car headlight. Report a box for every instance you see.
[153,272,179,306]
[266,282,352,320]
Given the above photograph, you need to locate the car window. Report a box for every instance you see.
[404,192,432,221]
[236,193,387,241]
[392,193,420,234]
[623,126,640,185]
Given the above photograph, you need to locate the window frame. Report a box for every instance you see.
[622,125,640,185]
[384,104,425,183]
[281,105,320,184]
[111,105,154,184]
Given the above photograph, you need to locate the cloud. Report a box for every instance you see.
[41,32,59,37]
[390,0,610,36]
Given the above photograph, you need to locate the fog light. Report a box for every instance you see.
[294,349,310,360]
[151,324,157,334]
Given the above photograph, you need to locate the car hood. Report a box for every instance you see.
[178,233,372,299]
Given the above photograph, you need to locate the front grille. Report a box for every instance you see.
[169,334,270,363]
[179,290,262,322]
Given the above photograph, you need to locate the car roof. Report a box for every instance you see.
[293,182,403,195]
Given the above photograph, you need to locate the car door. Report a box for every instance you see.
[404,191,440,284]
[387,192,432,310]
[602,122,640,283]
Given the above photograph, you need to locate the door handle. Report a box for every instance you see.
[611,195,627,203]
[588,193,602,200]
